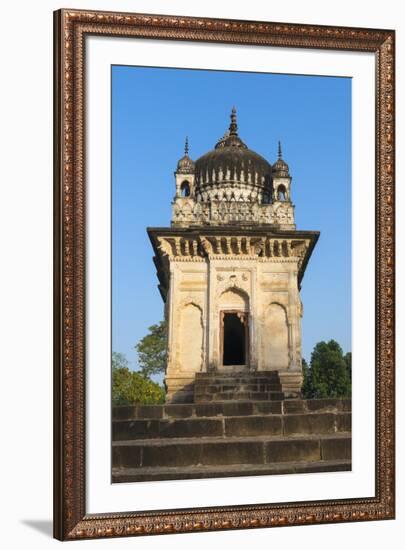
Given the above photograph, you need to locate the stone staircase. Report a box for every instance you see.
[112,398,351,482]
[193,371,284,402]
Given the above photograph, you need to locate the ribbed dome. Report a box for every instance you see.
[194,108,272,203]
[195,146,272,192]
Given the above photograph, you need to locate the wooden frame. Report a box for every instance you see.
[54,8,395,541]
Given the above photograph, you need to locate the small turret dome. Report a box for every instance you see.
[272,141,290,177]
[176,137,195,174]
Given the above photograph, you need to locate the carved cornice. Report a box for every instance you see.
[157,235,309,259]
[54,8,395,541]
[155,234,312,279]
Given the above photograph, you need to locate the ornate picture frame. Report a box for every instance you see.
[53,8,395,540]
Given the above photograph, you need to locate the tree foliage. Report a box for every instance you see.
[344,352,352,382]
[112,351,165,406]
[301,357,315,399]
[302,340,351,399]
[135,320,167,378]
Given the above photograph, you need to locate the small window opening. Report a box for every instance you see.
[277,184,287,201]
[180,181,191,197]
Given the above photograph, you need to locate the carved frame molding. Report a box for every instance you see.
[54,8,395,540]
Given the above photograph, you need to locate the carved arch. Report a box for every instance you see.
[218,287,250,312]
[178,295,204,312]
[262,302,289,370]
[267,301,289,319]
[219,285,249,297]
[216,272,251,298]
[177,302,204,373]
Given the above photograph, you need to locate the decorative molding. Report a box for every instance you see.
[157,235,309,260]
[172,197,295,227]
[216,272,251,298]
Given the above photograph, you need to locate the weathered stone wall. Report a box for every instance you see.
[164,249,304,402]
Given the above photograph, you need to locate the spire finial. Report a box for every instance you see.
[278,140,282,160]
[229,106,238,135]
[184,136,189,156]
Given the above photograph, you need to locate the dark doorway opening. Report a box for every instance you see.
[222,312,247,366]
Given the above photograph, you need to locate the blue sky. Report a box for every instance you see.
[112,65,351,372]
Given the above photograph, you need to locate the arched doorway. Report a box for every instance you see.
[221,311,248,365]
[218,288,249,368]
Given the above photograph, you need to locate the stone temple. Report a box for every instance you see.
[148,108,319,404]
[112,110,351,483]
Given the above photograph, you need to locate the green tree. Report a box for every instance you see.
[135,320,167,378]
[301,357,314,399]
[112,351,129,370]
[344,352,352,382]
[309,340,351,398]
[112,351,165,406]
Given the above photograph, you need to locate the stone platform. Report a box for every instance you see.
[112,398,351,483]
[194,371,284,402]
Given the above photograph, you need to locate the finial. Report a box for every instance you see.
[229,106,238,135]
[278,140,282,160]
[184,136,189,156]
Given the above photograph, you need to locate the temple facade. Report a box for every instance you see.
[148,109,319,403]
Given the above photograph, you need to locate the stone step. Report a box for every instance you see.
[112,398,351,420]
[112,459,352,482]
[112,433,351,469]
[195,376,281,385]
[194,391,285,402]
[195,371,280,380]
[113,412,351,441]
[195,378,281,387]
[194,383,282,393]
[194,371,284,403]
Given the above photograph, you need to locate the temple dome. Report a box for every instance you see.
[194,108,272,203]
